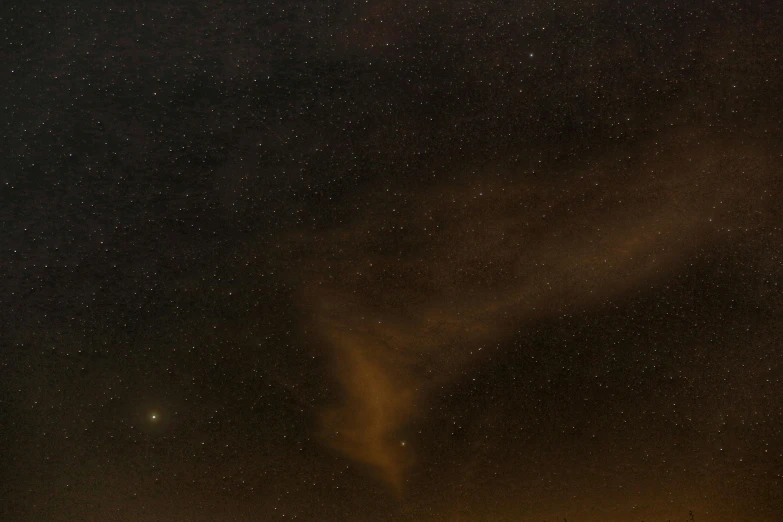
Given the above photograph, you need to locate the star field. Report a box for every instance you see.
[1,1,782,521]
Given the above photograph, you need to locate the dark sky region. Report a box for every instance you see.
[2,1,782,521]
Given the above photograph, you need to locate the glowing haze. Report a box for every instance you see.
[292,129,778,493]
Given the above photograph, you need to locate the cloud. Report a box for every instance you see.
[290,128,777,492]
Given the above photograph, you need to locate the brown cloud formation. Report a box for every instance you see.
[291,129,778,493]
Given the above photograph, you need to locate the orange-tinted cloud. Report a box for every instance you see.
[290,129,778,492]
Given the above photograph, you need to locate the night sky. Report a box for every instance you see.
[2,1,782,521]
